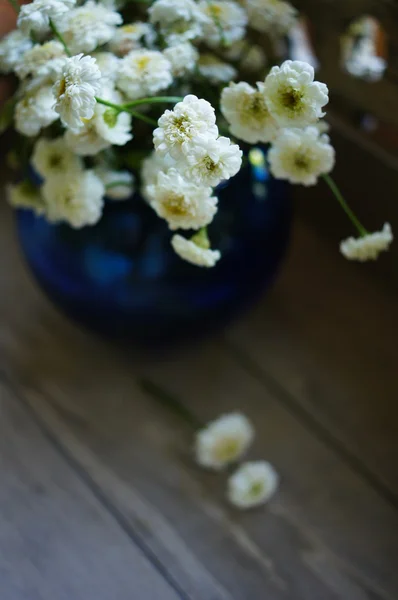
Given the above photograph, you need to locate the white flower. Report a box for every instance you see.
[96,168,135,200]
[32,136,83,179]
[93,52,121,83]
[110,22,156,56]
[245,0,297,35]
[7,181,45,216]
[154,95,218,159]
[149,0,207,45]
[345,39,386,82]
[0,30,32,74]
[198,0,247,48]
[264,60,329,128]
[197,54,237,84]
[195,413,254,470]
[15,85,59,137]
[182,136,242,187]
[171,232,221,267]
[56,1,122,55]
[268,126,335,186]
[42,170,105,228]
[141,151,176,200]
[340,224,393,262]
[53,54,102,132]
[228,461,279,509]
[15,41,65,80]
[148,169,217,230]
[220,81,278,144]
[240,45,267,72]
[17,0,76,36]
[163,43,198,77]
[117,49,173,100]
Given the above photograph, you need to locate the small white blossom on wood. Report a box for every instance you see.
[195,413,254,470]
[228,461,279,509]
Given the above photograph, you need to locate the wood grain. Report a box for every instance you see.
[0,379,182,600]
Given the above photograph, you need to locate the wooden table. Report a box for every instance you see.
[0,178,397,599]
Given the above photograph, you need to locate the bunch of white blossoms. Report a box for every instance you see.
[195,412,279,509]
[143,95,242,267]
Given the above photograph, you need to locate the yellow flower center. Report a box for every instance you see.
[136,55,151,71]
[163,192,188,216]
[213,437,240,462]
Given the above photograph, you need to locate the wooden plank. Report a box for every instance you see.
[0,379,181,600]
[227,220,398,500]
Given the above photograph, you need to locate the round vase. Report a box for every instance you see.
[16,154,291,347]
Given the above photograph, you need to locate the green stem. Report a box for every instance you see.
[322,173,367,236]
[49,19,71,56]
[123,96,184,108]
[95,98,159,126]
[7,0,20,13]
[129,110,158,126]
[105,181,130,190]
[95,98,122,112]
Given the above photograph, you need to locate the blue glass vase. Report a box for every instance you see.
[16,154,291,347]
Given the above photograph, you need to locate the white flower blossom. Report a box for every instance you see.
[93,52,121,83]
[96,168,135,200]
[15,85,59,137]
[110,22,156,56]
[32,136,83,179]
[340,224,393,261]
[149,0,207,45]
[221,81,278,144]
[15,41,65,80]
[56,1,122,55]
[7,181,45,216]
[197,54,236,84]
[148,169,217,230]
[171,233,221,267]
[228,461,279,509]
[154,95,218,159]
[182,136,242,187]
[141,152,176,200]
[245,0,297,35]
[53,54,102,132]
[17,0,76,36]
[42,170,105,228]
[0,30,32,74]
[345,39,386,82]
[198,0,247,48]
[195,413,254,470]
[240,45,267,73]
[264,60,329,128]
[163,43,198,77]
[268,126,335,186]
[117,49,173,100]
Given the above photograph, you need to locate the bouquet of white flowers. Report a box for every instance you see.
[0,0,393,266]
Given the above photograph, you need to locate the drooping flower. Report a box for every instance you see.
[17,0,76,36]
[163,43,198,77]
[7,181,45,216]
[264,60,329,128]
[154,95,218,159]
[42,170,105,228]
[147,169,217,230]
[268,126,335,186]
[32,136,83,178]
[95,168,135,200]
[110,22,156,56]
[195,413,254,470]
[220,81,278,144]
[198,0,247,48]
[15,85,59,137]
[340,224,393,261]
[53,54,102,132]
[171,231,221,267]
[245,0,297,35]
[0,30,32,74]
[228,461,279,508]
[15,41,66,80]
[197,54,237,84]
[182,136,242,187]
[116,49,173,100]
[149,0,207,45]
[56,1,122,55]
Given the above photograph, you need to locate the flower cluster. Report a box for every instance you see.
[0,0,392,263]
[195,412,279,509]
